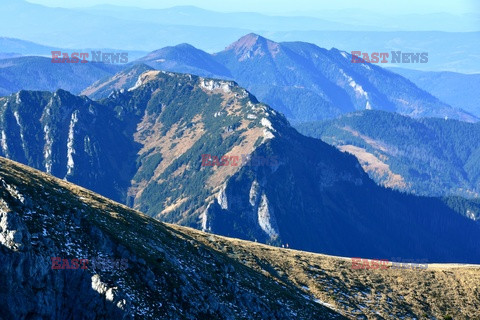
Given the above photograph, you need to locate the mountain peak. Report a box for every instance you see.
[224,33,280,61]
[142,43,201,60]
[174,42,197,49]
[232,33,265,44]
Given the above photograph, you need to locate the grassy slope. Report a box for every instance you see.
[177,226,480,319]
[1,156,479,319]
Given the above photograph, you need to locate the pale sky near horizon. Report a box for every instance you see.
[25,0,480,15]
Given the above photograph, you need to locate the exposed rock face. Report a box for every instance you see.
[0,157,344,319]
[0,89,135,203]
[257,193,279,239]
[0,198,28,251]
[0,176,130,319]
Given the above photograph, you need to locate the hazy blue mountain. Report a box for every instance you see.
[213,34,475,122]
[0,36,56,56]
[0,52,22,60]
[0,0,250,52]
[134,43,232,79]
[390,68,480,117]
[83,45,231,99]
[267,31,480,73]
[0,37,148,61]
[0,56,121,96]
[305,9,480,32]
[1,72,480,263]
[0,1,478,72]
[296,110,480,202]
[74,5,480,33]
[75,4,370,31]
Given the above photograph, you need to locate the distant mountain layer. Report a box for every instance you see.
[267,30,480,73]
[212,34,475,122]
[296,110,480,203]
[1,73,480,263]
[84,34,476,123]
[0,56,121,96]
[390,68,480,117]
[0,36,55,56]
[0,1,478,71]
[0,37,148,62]
[0,52,22,60]
[134,43,232,79]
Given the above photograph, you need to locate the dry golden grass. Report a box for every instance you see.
[170,224,480,320]
[339,144,407,189]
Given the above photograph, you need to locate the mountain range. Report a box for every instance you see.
[1,72,480,263]
[0,37,148,60]
[212,34,475,122]
[0,56,122,96]
[1,34,476,123]
[81,34,477,123]
[391,67,480,118]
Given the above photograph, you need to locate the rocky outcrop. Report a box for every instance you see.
[0,177,131,319]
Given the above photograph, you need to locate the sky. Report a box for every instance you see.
[26,0,480,15]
